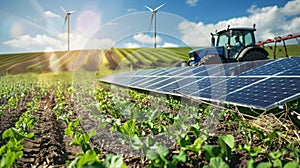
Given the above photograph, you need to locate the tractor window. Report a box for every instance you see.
[230,35,243,46]
[218,34,228,47]
[244,32,255,46]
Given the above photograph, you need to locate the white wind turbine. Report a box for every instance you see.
[145,3,166,48]
[61,6,78,51]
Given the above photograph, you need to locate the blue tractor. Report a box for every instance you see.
[187,25,269,66]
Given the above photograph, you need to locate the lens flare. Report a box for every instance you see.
[76,10,101,36]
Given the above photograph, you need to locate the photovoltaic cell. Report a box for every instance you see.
[146,78,177,90]
[239,57,300,76]
[177,77,213,95]
[190,77,264,100]
[278,68,300,76]
[178,66,211,77]
[136,77,168,88]
[157,77,199,92]
[99,56,300,111]
[225,77,300,109]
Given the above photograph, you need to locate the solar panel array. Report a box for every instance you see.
[99,57,300,110]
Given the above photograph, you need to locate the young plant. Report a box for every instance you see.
[71,129,97,153]
[202,134,235,162]
[203,157,229,168]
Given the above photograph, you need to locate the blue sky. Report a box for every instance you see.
[0,0,299,53]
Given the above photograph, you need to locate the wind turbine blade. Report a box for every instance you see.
[154,2,166,11]
[148,13,154,31]
[62,15,67,31]
[69,10,78,14]
[145,6,154,12]
[61,6,67,13]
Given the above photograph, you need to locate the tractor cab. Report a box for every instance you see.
[188,25,268,66]
[212,26,257,61]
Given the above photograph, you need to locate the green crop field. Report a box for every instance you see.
[0,46,300,167]
[0,45,299,77]
[0,47,192,78]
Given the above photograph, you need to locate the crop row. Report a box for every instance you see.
[0,81,43,167]
[0,48,189,76]
[110,48,185,69]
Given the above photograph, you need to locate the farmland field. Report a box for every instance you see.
[0,46,300,167]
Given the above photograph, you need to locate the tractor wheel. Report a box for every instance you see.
[237,48,268,62]
[199,54,225,65]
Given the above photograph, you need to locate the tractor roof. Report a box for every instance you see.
[216,27,256,34]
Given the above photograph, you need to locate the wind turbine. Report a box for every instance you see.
[61,6,77,51]
[145,3,166,48]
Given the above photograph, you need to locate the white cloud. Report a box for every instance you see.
[133,33,162,44]
[280,0,300,16]
[158,42,179,48]
[3,32,115,51]
[3,34,64,50]
[124,42,141,48]
[44,11,60,18]
[179,1,300,47]
[178,21,211,46]
[186,0,198,7]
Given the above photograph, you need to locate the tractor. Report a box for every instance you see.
[187,25,269,66]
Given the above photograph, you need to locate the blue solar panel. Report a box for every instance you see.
[214,60,271,76]
[157,77,199,92]
[278,68,300,76]
[190,77,264,100]
[178,66,211,77]
[239,57,300,76]
[136,77,168,88]
[146,78,177,90]
[150,67,187,76]
[177,77,213,95]
[99,57,300,110]
[225,77,300,109]
[171,67,195,76]
[130,76,147,85]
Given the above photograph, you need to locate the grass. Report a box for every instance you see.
[263,44,300,59]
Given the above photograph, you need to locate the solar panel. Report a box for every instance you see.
[146,78,178,90]
[157,77,199,92]
[225,77,300,110]
[239,57,300,76]
[99,57,300,111]
[136,77,168,88]
[190,77,264,100]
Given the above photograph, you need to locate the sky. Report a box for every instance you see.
[0,0,299,54]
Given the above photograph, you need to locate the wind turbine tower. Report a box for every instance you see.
[61,6,77,51]
[145,3,166,48]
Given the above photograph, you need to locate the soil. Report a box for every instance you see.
[0,91,81,168]
[16,92,80,167]
[0,94,32,136]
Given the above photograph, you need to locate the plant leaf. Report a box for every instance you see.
[172,150,186,163]
[202,145,221,160]
[256,162,272,168]
[208,157,229,168]
[283,162,299,168]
